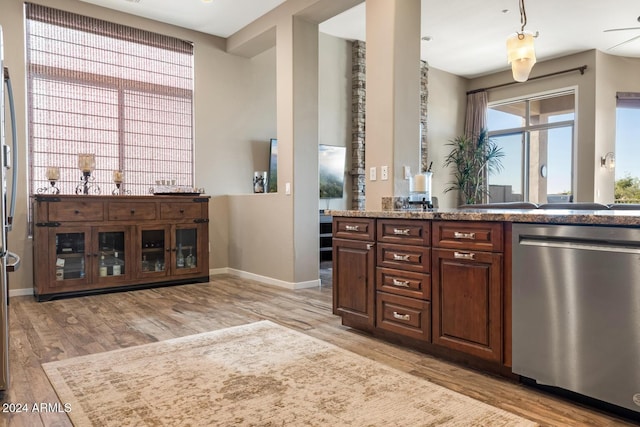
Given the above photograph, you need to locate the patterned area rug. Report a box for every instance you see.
[43,320,537,426]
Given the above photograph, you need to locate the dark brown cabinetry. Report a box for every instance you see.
[431,221,504,362]
[33,195,210,301]
[332,217,376,331]
[376,219,431,341]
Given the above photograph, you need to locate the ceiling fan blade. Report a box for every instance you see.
[607,34,640,51]
[604,27,640,32]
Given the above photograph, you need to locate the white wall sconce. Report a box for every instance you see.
[601,152,616,170]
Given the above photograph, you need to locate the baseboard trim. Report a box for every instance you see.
[210,268,320,290]
[10,288,34,298]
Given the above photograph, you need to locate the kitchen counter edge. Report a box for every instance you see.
[325,208,640,226]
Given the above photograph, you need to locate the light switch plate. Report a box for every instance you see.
[370,167,377,181]
[285,182,291,195]
[403,165,411,180]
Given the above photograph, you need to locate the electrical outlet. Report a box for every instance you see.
[381,165,389,180]
[370,167,377,181]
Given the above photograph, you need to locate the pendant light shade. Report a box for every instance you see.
[507,0,538,82]
[507,32,536,82]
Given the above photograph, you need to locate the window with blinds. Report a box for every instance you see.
[25,3,194,196]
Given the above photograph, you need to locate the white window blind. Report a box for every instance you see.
[26,3,194,196]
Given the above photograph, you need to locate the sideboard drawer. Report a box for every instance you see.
[108,202,157,221]
[333,217,375,241]
[432,221,503,252]
[377,292,430,341]
[48,200,104,222]
[160,202,203,220]
[377,243,430,273]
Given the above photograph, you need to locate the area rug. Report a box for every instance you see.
[42,320,537,426]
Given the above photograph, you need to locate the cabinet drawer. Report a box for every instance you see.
[377,219,429,245]
[376,267,430,300]
[377,292,430,341]
[432,221,503,252]
[160,203,203,220]
[108,202,157,221]
[377,243,430,273]
[48,200,104,222]
[333,217,375,241]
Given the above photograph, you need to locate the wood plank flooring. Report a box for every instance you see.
[1,274,637,427]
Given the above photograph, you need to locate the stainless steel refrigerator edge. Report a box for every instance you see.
[512,223,640,414]
[0,24,8,392]
[1,24,20,393]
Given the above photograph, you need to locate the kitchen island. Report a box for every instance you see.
[328,207,640,419]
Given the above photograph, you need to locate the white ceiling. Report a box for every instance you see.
[79,0,640,78]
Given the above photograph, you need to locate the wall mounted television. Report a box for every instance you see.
[319,144,346,199]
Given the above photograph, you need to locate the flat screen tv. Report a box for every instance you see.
[267,138,277,193]
[319,144,346,199]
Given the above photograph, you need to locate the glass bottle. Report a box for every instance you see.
[99,254,108,277]
[112,251,121,276]
[176,243,185,268]
[185,249,194,268]
[141,255,150,272]
[154,258,162,271]
[80,257,85,279]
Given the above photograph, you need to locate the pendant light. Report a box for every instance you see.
[506,0,538,82]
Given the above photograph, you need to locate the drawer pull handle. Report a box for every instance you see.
[393,228,410,235]
[454,231,476,239]
[74,210,80,214]
[392,253,410,261]
[345,225,360,232]
[392,279,410,287]
[130,209,136,214]
[180,209,185,214]
[393,312,410,321]
[454,251,475,260]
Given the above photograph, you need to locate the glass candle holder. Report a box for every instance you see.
[78,153,96,173]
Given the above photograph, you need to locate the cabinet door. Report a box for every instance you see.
[93,227,131,287]
[47,226,92,292]
[137,225,171,279]
[332,238,376,331]
[431,248,502,361]
[172,224,207,276]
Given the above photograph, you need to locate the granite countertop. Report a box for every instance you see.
[326,208,640,226]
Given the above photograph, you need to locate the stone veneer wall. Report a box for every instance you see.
[350,41,429,210]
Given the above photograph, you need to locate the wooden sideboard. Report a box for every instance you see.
[32,195,210,301]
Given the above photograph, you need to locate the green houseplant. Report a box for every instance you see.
[443,128,504,205]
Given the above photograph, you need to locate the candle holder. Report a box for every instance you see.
[75,170,101,195]
[75,154,101,195]
[111,170,130,195]
[38,167,61,194]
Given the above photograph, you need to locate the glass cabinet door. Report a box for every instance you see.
[96,230,127,278]
[53,230,88,282]
[173,225,202,276]
[140,227,169,276]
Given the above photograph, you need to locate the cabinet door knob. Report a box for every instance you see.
[366,243,374,250]
[130,209,136,214]
[180,209,185,214]
[74,210,80,214]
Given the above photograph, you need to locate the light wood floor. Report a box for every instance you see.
[1,274,637,427]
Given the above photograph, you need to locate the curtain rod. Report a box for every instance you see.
[466,65,588,95]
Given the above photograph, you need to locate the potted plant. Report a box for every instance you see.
[443,128,504,205]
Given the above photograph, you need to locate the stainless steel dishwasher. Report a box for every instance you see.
[512,223,640,415]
